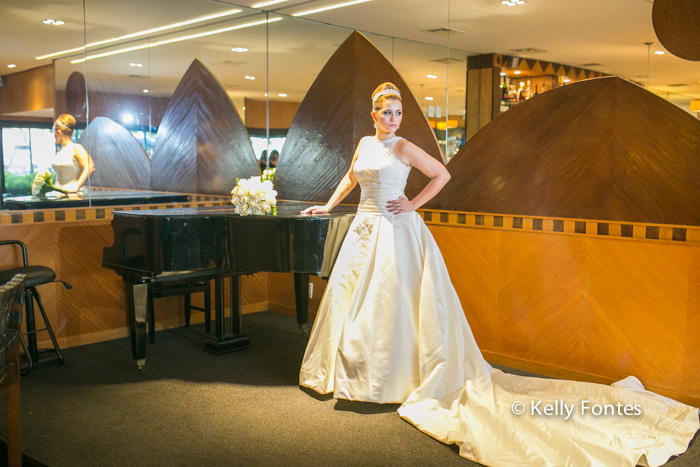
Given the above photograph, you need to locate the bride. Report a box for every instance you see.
[53,114,95,193]
[299,82,699,467]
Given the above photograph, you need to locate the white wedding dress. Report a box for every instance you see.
[52,143,84,190]
[299,135,699,467]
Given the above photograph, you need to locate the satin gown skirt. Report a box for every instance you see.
[299,190,699,467]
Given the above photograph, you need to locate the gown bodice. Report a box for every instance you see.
[52,143,82,188]
[353,136,411,215]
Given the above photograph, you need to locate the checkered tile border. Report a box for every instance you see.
[418,210,697,244]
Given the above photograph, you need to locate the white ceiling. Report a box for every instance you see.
[2,0,699,117]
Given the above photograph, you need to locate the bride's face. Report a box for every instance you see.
[373,99,402,133]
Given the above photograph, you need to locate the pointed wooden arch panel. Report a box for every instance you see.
[432,77,700,226]
[274,31,443,204]
[653,0,700,61]
[151,59,260,195]
[76,116,151,190]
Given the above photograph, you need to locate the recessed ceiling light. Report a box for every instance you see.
[500,72,506,76]
[514,70,521,75]
[502,0,525,5]
[563,78,571,83]
[278,93,287,97]
[654,50,665,55]
[43,19,64,25]
[425,97,434,101]
[231,47,248,52]
[7,64,16,68]
[143,89,150,93]
[245,76,255,80]
[38,9,243,60]
[293,0,373,17]
[427,74,437,79]
[130,63,143,67]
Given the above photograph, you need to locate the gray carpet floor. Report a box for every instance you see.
[0,311,697,467]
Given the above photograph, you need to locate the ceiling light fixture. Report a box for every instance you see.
[502,1,526,5]
[654,50,665,55]
[252,0,288,7]
[500,72,506,76]
[245,76,256,80]
[563,78,571,83]
[293,0,373,17]
[130,63,143,67]
[231,47,248,52]
[514,70,521,75]
[425,97,434,101]
[38,9,243,60]
[70,18,281,64]
[143,89,150,93]
[43,19,64,25]
[427,74,437,79]
[279,93,287,97]
[7,64,16,68]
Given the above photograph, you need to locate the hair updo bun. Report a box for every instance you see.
[371,82,402,111]
[55,114,76,136]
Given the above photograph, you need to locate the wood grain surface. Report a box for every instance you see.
[274,30,443,205]
[431,77,700,226]
[653,0,700,61]
[77,117,151,190]
[151,59,260,195]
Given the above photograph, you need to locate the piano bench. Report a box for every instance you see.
[147,279,212,344]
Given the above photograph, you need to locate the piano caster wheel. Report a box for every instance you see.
[136,359,146,371]
[298,323,310,335]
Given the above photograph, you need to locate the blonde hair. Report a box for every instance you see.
[372,82,402,111]
[55,114,76,136]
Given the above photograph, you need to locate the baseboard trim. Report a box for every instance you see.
[482,351,700,409]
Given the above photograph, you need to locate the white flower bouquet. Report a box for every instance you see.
[31,171,68,197]
[231,176,277,216]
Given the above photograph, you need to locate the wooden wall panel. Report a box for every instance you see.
[274,31,443,205]
[0,65,54,116]
[425,221,699,404]
[151,59,260,195]
[653,0,700,61]
[496,231,587,370]
[432,77,700,226]
[429,226,500,352]
[244,98,301,130]
[683,248,700,396]
[582,240,688,389]
[55,223,129,340]
[77,117,151,190]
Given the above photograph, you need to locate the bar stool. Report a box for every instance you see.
[148,278,211,344]
[0,241,71,373]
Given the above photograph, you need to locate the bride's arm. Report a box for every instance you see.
[301,142,361,215]
[387,140,450,214]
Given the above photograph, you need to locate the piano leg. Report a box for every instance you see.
[125,280,149,370]
[294,273,310,335]
[205,275,250,354]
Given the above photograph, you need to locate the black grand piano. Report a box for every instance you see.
[102,202,356,369]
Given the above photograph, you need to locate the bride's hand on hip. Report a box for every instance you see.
[301,205,331,215]
[387,196,414,214]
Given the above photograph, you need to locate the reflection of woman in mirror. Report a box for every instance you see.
[259,150,268,173]
[53,114,95,193]
[269,150,279,168]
